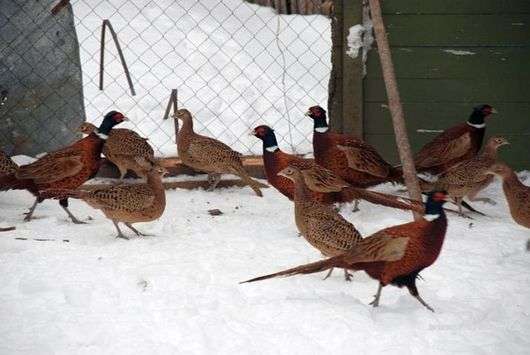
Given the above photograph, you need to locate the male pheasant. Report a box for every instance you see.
[242,191,449,312]
[0,111,126,223]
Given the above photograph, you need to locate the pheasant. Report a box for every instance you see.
[278,165,363,280]
[422,136,509,215]
[0,111,126,223]
[306,106,402,188]
[242,191,449,312]
[486,162,530,230]
[413,104,496,176]
[40,157,167,239]
[0,150,18,176]
[252,125,423,213]
[79,122,155,179]
[175,109,264,196]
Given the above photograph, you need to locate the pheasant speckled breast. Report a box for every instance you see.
[175,109,263,196]
[0,150,17,176]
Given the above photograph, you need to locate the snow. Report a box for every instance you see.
[1,174,529,354]
[346,24,365,59]
[71,0,331,157]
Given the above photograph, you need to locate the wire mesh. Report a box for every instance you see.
[1,0,333,157]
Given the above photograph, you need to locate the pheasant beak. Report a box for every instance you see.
[122,116,129,121]
[248,129,256,136]
[277,171,287,178]
[491,108,498,114]
[304,111,311,116]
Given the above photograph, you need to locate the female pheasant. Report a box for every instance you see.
[422,136,509,215]
[242,191,449,312]
[0,111,126,223]
[486,162,530,230]
[41,157,167,239]
[175,109,264,196]
[278,165,363,281]
[79,122,155,179]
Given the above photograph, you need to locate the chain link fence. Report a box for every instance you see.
[1,0,333,157]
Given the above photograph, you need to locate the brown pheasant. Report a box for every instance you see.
[79,122,155,179]
[413,104,497,176]
[486,162,530,230]
[175,109,264,196]
[41,157,167,239]
[306,106,402,188]
[278,165,363,281]
[422,136,509,215]
[242,191,450,312]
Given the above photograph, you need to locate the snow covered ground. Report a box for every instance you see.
[72,0,331,156]
[1,173,529,354]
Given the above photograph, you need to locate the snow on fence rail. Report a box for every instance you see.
[13,0,332,157]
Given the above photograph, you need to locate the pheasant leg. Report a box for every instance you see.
[113,221,129,240]
[344,269,353,282]
[59,198,86,224]
[23,197,42,222]
[322,268,334,280]
[207,173,222,191]
[407,282,434,312]
[352,199,360,213]
[124,222,150,237]
[369,283,383,307]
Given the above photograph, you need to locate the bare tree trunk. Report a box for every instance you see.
[368,0,422,220]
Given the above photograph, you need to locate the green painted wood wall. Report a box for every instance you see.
[363,0,530,170]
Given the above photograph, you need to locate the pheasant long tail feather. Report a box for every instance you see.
[240,256,344,284]
[343,187,424,213]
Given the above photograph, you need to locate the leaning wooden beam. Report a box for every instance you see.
[51,0,70,16]
[368,0,422,220]
[99,19,136,96]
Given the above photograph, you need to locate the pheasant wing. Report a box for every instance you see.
[104,129,154,157]
[88,184,155,211]
[300,164,349,193]
[343,231,409,264]
[16,148,84,184]
[415,132,471,169]
[337,144,390,177]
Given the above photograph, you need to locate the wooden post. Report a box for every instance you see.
[328,0,363,136]
[163,89,179,144]
[368,0,422,220]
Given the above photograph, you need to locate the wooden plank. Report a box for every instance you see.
[381,0,530,14]
[364,78,530,102]
[364,133,529,170]
[366,47,530,79]
[364,103,530,135]
[382,14,530,46]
